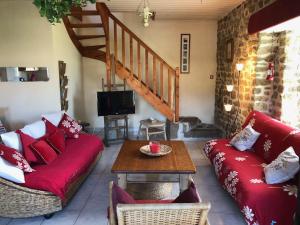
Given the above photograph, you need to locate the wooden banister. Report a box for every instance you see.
[153,56,157,95]
[109,13,175,73]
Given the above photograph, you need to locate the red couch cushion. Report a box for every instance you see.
[58,113,82,139]
[23,133,104,200]
[252,117,295,163]
[31,140,58,164]
[0,144,34,173]
[47,129,66,154]
[17,131,44,165]
[173,182,200,203]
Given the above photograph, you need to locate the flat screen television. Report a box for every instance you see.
[97,91,135,116]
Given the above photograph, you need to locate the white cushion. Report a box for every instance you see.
[21,121,46,139]
[264,147,300,184]
[0,132,22,152]
[41,111,64,126]
[230,125,261,151]
[0,157,25,183]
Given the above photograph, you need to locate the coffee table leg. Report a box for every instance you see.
[179,174,191,192]
[117,174,127,189]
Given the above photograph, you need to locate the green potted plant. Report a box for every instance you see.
[33,0,96,24]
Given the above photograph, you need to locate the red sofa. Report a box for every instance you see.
[204,111,299,225]
[0,133,104,218]
[23,133,104,200]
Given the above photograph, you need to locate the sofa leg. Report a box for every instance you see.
[44,213,55,219]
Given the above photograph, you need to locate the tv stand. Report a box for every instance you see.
[104,115,128,146]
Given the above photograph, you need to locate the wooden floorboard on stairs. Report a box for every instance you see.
[70,23,103,28]
[70,10,98,16]
[77,35,105,40]
[82,45,106,50]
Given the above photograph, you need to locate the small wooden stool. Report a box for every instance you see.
[137,119,167,140]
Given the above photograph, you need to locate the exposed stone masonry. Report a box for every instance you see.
[215,0,278,134]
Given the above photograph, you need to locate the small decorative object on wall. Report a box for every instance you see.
[58,61,69,111]
[226,39,234,62]
[180,34,191,74]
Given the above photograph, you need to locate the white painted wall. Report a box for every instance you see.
[0,0,83,130]
[82,13,217,130]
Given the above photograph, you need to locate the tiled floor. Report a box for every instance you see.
[0,141,246,225]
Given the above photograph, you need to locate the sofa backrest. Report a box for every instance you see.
[242,111,300,163]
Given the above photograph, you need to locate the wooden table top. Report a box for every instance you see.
[111,140,196,174]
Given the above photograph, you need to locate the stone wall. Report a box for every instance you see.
[281,32,300,127]
[215,0,300,133]
[215,0,276,134]
[254,32,285,120]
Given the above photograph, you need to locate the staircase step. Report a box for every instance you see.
[70,10,98,16]
[70,23,103,28]
[82,50,106,62]
[76,35,105,40]
[82,45,106,50]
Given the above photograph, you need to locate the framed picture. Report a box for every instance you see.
[180,34,191,74]
[226,39,234,62]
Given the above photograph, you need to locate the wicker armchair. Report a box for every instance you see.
[109,181,211,225]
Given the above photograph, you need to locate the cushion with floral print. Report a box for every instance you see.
[230,125,261,151]
[57,113,82,139]
[0,144,34,172]
[264,146,300,184]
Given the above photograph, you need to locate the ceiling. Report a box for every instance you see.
[98,0,245,20]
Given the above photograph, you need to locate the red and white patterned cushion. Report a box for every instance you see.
[58,113,82,139]
[0,144,34,173]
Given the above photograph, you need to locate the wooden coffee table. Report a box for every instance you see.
[111,140,196,192]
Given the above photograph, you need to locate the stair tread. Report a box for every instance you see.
[70,23,103,28]
[77,35,105,40]
[70,10,98,16]
[82,45,106,50]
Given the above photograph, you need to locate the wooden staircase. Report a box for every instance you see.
[63,2,179,122]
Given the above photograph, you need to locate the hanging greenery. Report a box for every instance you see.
[33,0,96,24]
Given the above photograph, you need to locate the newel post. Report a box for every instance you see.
[175,67,180,122]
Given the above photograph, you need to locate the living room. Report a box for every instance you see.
[0,0,300,225]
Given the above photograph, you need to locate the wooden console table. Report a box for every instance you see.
[104,115,128,146]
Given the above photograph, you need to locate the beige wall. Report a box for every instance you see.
[82,13,217,129]
[0,0,83,130]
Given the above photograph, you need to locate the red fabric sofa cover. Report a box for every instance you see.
[204,111,299,225]
[23,133,104,200]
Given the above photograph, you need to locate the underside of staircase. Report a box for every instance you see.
[63,3,179,122]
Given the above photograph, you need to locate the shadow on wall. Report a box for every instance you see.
[0,107,23,131]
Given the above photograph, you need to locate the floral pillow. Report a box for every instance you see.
[0,144,34,173]
[230,125,261,151]
[264,147,300,184]
[58,113,82,139]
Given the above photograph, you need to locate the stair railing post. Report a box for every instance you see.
[175,67,180,122]
[96,3,111,90]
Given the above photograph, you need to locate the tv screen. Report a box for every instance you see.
[97,91,135,116]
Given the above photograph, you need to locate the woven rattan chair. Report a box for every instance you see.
[109,181,211,225]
